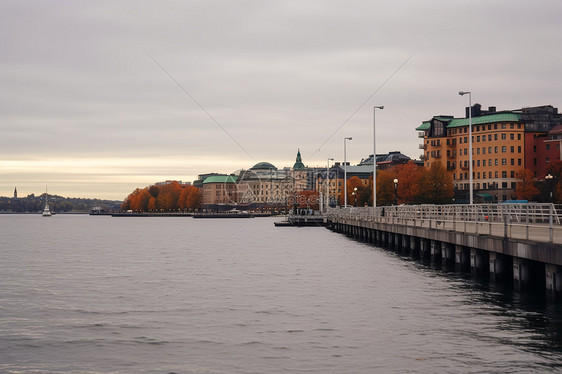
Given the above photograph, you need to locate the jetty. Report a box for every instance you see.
[326,204,562,295]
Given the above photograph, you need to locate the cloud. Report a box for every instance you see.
[1,0,562,199]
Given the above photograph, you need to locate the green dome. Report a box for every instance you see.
[251,161,277,170]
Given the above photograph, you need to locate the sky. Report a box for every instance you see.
[2,0,561,200]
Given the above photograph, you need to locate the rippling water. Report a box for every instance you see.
[1,214,561,373]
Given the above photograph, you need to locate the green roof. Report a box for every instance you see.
[446,113,521,128]
[416,113,521,131]
[202,175,238,184]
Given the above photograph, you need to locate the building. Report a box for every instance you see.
[417,104,562,202]
[201,175,238,206]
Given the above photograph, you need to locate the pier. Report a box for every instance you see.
[326,204,562,295]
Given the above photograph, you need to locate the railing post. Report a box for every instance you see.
[550,204,554,243]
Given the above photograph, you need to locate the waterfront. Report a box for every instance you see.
[1,215,562,373]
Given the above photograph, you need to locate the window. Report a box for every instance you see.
[511,146,514,152]
[482,136,486,142]
[510,124,514,129]
[477,172,480,178]
[488,135,492,141]
[501,134,506,140]
[546,157,550,164]
[489,147,492,153]
[518,134,521,140]
[502,158,507,165]
[494,146,498,153]
[483,159,486,166]
[547,143,551,150]
[502,146,506,153]
[510,171,515,178]
[534,145,537,152]
[511,158,514,165]
[495,159,498,166]
[477,148,480,155]
[518,146,522,153]
[464,136,468,143]
[534,158,537,166]
[495,171,499,178]
[477,135,480,142]
[510,134,514,140]
[502,171,507,178]
[494,134,498,140]
[483,147,486,154]
[477,160,480,166]
[489,172,492,178]
[494,124,498,129]
[518,159,522,166]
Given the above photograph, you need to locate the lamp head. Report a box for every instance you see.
[459,91,470,96]
[375,105,384,109]
[345,137,352,140]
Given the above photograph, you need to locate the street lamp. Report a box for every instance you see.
[353,187,358,207]
[373,106,384,210]
[327,157,334,211]
[344,137,352,207]
[546,173,554,201]
[393,178,398,205]
[459,91,473,204]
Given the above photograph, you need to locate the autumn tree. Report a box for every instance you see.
[515,168,540,201]
[418,162,454,204]
[295,190,319,210]
[377,169,396,206]
[394,161,423,204]
[346,176,366,207]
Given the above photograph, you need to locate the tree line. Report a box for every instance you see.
[121,182,201,212]
[0,194,122,213]
[341,161,454,207]
[342,160,562,207]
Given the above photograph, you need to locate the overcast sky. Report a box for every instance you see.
[2,0,561,200]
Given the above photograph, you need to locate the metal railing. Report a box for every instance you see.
[326,204,562,244]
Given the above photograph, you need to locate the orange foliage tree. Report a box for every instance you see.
[122,182,202,212]
[395,161,423,204]
[515,168,540,201]
[376,169,396,206]
[418,162,454,204]
[295,190,319,210]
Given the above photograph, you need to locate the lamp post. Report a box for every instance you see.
[327,157,334,211]
[546,173,554,201]
[393,178,398,205]
[373,106,384,210]
[353,187,358,207]
[344,137,352,207]
[459,91,473,204]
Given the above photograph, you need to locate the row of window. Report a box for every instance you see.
[429,132,522,147]
[456,182,517,190]
[454,170,517,180]
[448,123,522,135]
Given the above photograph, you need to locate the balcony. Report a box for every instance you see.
[418,131,425,138]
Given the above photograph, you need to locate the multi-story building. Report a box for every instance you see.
[417,104,562,202]
[201,175,238,205]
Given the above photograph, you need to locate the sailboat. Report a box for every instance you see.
[42,187,52,217]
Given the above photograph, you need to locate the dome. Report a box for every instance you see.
[251,161,277,170]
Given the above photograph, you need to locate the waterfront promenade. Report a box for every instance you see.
[326,203,562,293]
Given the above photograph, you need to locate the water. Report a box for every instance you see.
[1,214,562,373]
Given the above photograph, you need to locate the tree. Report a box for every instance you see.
[395,161,423,204]
[295,190,319,210]
[377,169,396,206]
[346,176,365,207]
[515,168,540,201]
[418,162,454,204]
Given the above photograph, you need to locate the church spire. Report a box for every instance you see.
[293,148,305,170]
